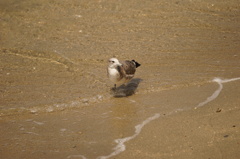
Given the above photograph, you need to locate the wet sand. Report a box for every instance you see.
[1,0,240,159]
[1,80,240,159]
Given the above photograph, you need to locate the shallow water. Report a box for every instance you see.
[0,0,240,158]
[1,78,240,159]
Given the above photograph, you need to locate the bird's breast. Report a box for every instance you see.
[108,67,120,82]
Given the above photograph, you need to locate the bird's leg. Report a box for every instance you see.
[111,84,117,91]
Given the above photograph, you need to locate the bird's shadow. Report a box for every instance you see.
[110,78,143,97]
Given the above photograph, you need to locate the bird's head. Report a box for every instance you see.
[108,58,121,67]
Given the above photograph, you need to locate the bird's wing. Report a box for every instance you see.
[116,65,125,79]
[122,60,136,75]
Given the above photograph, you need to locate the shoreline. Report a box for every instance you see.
[1,78,239,159]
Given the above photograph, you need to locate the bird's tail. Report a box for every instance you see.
[132,60,141,68]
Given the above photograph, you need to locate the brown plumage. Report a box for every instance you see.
[107,58,141,88]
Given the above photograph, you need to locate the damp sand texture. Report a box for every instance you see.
[1,0,240,159]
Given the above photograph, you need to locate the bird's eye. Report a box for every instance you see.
[112,61,115,63]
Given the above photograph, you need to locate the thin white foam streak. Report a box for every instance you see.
[68,77,240,159]
[97,113,160,159]
[219,77,240,83]
[195,77,240,109]
[98,77,240,158]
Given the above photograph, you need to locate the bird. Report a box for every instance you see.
[107,58,141,89]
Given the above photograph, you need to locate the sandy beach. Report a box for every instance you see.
[1,0,240,158]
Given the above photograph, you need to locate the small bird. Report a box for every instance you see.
[107,58,141,89]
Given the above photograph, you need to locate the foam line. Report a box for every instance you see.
[68,77,240,159]
[220,77,240,83]
[97,113,160,159]
[195,77,240,108]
